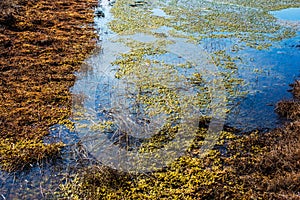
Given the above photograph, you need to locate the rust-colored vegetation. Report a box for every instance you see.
[276,81,300,120]
[0,0,97,171]
[223,82,300,199]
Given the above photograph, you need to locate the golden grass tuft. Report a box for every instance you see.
[0,0,97,171]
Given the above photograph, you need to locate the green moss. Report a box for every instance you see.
[0,138,64,172]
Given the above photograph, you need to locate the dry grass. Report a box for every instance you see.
[276,100,300,120]
[275,80,300,120]
[290,80,300,99]
[0,0,97,171]
[224,81,300,199]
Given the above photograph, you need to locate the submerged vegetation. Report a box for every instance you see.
[110,0,298,48]
[1,0,300,199]
[226,0,300,10]
[0,0,97,171]
[60,83,300,199]
[59,0,300,199]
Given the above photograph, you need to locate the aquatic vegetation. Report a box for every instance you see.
[0,0,97,171]
[226,0,300,10]
[106,0,298,123]
[60,85,300,198]
[60,109,300,199]
[110,0,169,34]
[162,1,297,47]
[59,0,300,199]
[1,0,299,198]
[0,138,63,172]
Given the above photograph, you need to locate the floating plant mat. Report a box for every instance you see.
[65,0,300,172]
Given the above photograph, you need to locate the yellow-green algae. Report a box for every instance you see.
[60,119,300,199]
[62,126,289,199]
[109,0,298,48]
[225,0,300,10]
[58,0,300,199]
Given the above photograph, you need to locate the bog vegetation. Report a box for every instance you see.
[0,0,299,199]
[0,0,98,171]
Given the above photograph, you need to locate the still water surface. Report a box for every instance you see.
[1,1,300,198]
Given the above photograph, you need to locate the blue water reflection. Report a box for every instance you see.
[271,8,300,21]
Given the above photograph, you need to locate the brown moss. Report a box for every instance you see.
[222,81,300,199]
[290,80,300,99]
[0,0,97,171]
[276,100,300,120]
[276,81,300,121]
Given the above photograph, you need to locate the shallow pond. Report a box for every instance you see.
[271,7,300,21]
[70,0,300,170]
[1,0,300,198]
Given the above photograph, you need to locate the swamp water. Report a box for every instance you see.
[1,0,300,198]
